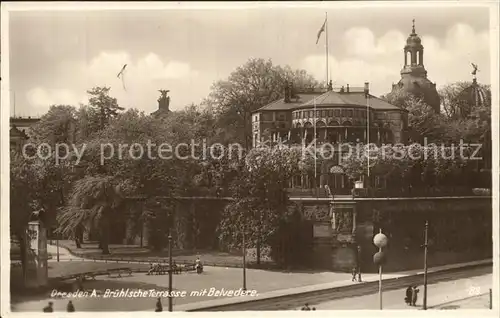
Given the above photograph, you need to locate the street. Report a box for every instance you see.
[295,272,491,310]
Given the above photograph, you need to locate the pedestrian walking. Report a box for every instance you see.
[43,302,53,312]
[301,303,311,311]
[351,267,357,282]
[155,297,163,312]
[411,286,420,306]
[66,300,75,312]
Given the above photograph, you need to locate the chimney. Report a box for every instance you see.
[284,82,291,103]
[346,84,350,93]
[364,82,370,96]
[289,81,294,100]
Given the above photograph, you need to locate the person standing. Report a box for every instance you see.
[301,303,311,311]
[405,286,412,305]
[351,267,358,282]
[155,297,163,312]
[43,302,53,312]
[66,300,75,312]
[411,286,420,306]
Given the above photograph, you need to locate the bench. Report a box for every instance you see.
[106,268,133,278]
[178,264,197,273]
[147,264,169,275]
[146,263,200,275]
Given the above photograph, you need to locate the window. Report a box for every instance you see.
[334,109,340,117]
[309,111,313,118]
[341,109,346,117]
[347,109,353,117]
[316,110,320,117]
[328,110,333,117]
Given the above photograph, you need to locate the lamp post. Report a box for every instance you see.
[56,233,60,262]
[242,229,247,291]
[423,220,429,310]
[373,229,388,310]
[357,245,362,282]
[168,233,173,312]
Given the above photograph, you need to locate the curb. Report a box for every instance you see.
[180,260,492,311]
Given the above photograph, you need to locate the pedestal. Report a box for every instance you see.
[24,221,48,288]
[330,201,358,271]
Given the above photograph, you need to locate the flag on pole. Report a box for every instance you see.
[316,17,327,44]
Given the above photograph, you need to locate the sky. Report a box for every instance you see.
[4,3,493,117]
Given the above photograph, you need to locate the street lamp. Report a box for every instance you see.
[242,229,247,291]
[168,233,173,312]
[357,245,362,282]
[56,232,60,262]
[422,220,429,310]
[373,229,388,310]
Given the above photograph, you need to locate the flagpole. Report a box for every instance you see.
[365,83,370,187]
[314,96,317,191]
[325,12,329,85]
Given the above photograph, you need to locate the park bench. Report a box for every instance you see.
[147,263,169,275]
[177,263,197,273]
[106,267,133,278]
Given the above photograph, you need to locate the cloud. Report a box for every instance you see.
[301,23,490,97]
[25,52,203,114]
[26,87,86,110]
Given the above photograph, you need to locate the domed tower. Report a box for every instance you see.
[392,20,441,112]
[456,64,490,118]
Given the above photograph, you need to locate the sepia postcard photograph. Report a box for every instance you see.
[1,1,498,316]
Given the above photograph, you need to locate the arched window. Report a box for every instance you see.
[304,122,313,128]
[406,51,411,66]
[316,121,326,127]
[416,51,420,65]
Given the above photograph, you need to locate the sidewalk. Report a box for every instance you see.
[176,259,492,311]
[54,240,256,268]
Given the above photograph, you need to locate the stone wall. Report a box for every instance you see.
[353,197,492,272]
[125,196,492,272]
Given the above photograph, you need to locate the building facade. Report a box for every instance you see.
[252,83,408,194]
[10,117,40,151]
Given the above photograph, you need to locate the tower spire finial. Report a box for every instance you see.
[412,19,416,34]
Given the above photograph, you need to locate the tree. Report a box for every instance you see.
[439,82,491,120]
[28,105,78,145]
[64,109,188,250]
[10,151,71,270]
[86,86,124,130]
[383,88,445,143]
[218,146,310,264]
[57,176,129,254]
[208,58,318,148]
[340,144,477,195]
